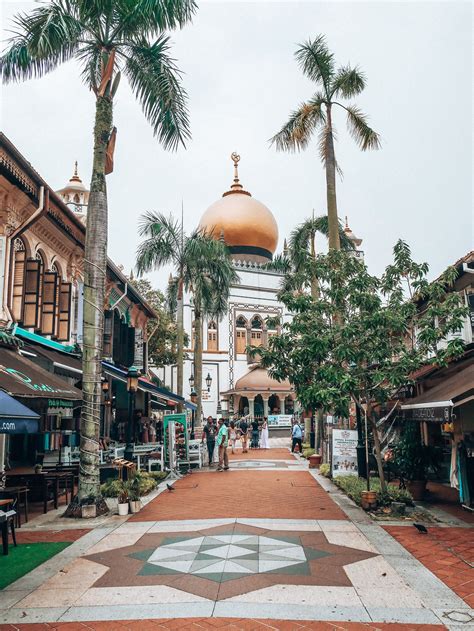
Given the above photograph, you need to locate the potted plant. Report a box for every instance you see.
[127,476,142,514]
[117,484,129,516]
[392,425,439,500]
[308,453,322,468]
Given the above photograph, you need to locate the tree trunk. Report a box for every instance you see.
[176,276,184,411]
[368,404,387,494]
[76,95,112,509]
[325,107,341,251]
[194,302,203,427]
[310,231,319,300]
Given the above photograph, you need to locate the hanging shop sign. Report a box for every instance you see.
[0,418,39,434]
[332,429,358,478]
[134,328,144,370]
[402,406,451,423]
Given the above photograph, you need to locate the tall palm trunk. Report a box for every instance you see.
[310,230,319,299]
[325,106,340,251]
[194,301,203,426]
[78,95,112,503]
[176,276,184,411]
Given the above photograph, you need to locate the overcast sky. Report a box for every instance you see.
[1,1,472,291]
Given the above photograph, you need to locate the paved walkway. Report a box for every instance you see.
[1,440,473,630]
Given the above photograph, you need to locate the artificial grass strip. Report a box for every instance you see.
[0,541,71,589]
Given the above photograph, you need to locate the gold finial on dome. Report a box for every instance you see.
[70,161,82,183]
[223,152,251,197]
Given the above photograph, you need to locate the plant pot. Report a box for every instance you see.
[117,502,129,516]
[308,454,322,469]
[406,479,427,501]
[81,504,97,519]
[361,490,378,511]
[129,500,141,514]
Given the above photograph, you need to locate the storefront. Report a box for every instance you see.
[401,361,474,508]
[0,346,82,467]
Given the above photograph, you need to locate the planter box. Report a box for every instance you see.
[81,504,97,519]
[361,490,377,511]
[118,502,129,516]
[406,479,427,501]
[308,454,322,469]
[129,500,141,514]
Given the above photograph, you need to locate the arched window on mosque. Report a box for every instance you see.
[235,315,248,354]
[11,238,27,322]
[207,320,218,351]
[250,315,263,348]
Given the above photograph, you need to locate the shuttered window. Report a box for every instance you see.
[41,271,58,335]
[126,326,136,367]
[236,329,247,354]
[12,239,26,322]
[22,258,41,327]
[57,282,72,341]
[207,321,218,351]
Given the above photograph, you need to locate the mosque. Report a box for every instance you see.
[157,153,363,422]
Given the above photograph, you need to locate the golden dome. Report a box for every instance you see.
[199,153,278,263]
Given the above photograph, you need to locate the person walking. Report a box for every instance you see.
[291,420,303,453]
[251,418,260,449]
[202,416,217,467]
[229,421,237,454]
[261,417,269,449]
[239,418,249,453]
[216,418,229,471]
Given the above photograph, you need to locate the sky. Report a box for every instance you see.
[1,1,472,291]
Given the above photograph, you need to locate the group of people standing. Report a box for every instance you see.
[201,416,270,472]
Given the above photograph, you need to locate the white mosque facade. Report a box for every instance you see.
[156,154,297,420]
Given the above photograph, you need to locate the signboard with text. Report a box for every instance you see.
[332,429,358,477]
[268,414,292,427]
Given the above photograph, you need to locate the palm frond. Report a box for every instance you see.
[330,65,366,98]
[294,36,334,94]
[270,95,325,152]
[1,2,83,83]
[317,123,342,176]
[136,211,182,273]
[265,253,291,274]
[113,0,197,40]
[122,34,190,150]
[166,275,179,315]
[344,105,381,151]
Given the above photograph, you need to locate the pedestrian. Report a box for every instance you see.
[261,417,269,449]
[239,417,249,453]
[291,420,303,453]
[216,418,229,471]
[201,416,217,467]
[229,420,237,454]
[251,418,260,449]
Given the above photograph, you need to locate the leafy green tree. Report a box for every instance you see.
[136,214,238,421]
[1,0,195,511]
[127,276,180,368]
[256,241,467,492]
[271,35,380,251]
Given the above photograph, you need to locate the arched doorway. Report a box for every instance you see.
[254,394,264,418]
[239,396,249,416]
[268,394,280,414]
[285,396,294,415]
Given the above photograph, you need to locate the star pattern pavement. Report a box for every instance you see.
[85,523,377,600]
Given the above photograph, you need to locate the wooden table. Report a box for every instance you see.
[0,487,28,527]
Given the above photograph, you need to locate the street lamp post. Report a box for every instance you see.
[205,372,212,392]
[124,366,140,462]
[190,389,197,439]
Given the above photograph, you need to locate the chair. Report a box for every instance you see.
[1,508,17,555]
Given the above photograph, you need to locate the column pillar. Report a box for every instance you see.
[280,397,285,414]
[248,398,255,419]
[263,396,269,418]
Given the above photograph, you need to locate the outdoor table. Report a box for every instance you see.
[43,471,74,508]
[6,473,57,514]
[0,487,28,527]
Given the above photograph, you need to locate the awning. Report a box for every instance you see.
[21,343,82,376]
[0,391,40,433]
[0,347,82,400]
[401,364,474,421]
[102,362,184,406]
[185,400,197,411]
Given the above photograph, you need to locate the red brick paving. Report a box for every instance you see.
[130,470,346,521]
[385,526,474,607]
[15,529,90,544]
[229,448,295,461]
[425,482,474,524]
[0,620,447,630]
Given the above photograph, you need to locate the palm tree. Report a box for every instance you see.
[1,1,194,511]
[271,35,380,251]
[136,214,238,423]
[270,214,354,298]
